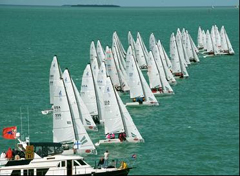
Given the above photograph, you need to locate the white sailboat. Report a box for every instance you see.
[137,32,149,70]
[202,30,207,51]
[95,77,144,146]
[42,55,62,115]
[62,69,98,131]
[170,33,189,78]
[220,26,235,55]
[156,40,177,85]
[105,46,129,93]
[80,64,101,124]
[53,76,96,155]
[147,51,174,96]
[126,46,159,106]
[204,30,215,57]
[198,26,204,50]
[135,37,148,70]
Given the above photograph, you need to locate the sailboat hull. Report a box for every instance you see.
[125,101,159,107]
[95,137,144,146]
[152,91,174,97]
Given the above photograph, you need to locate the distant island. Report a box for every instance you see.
[66,4,120,7]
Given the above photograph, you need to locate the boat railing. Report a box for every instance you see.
[93,157,137,169]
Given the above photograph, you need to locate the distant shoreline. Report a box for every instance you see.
[0,4,238,8]
[69,4,120,8]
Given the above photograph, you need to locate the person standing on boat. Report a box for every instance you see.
[103,150,109,168]
[5,148,13,160]
[97,157,105,169]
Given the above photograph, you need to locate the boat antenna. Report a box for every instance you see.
[27,106,30,145]
[20,107,23,140]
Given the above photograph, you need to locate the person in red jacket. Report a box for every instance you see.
[5,147,13,160]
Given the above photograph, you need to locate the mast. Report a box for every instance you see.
[133,55,146,99]
[151,51,164,90]
[112,48,124,91]
[89,64,102,122]
[66,69,85,126]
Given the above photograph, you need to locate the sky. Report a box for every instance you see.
[0,0,239,7]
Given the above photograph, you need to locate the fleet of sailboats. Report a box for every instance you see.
[39,25,234,155]
[197,25,235,57]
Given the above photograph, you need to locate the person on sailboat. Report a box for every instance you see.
[106,133,111,139]
[110,133,115,139]
[118,133,123,142]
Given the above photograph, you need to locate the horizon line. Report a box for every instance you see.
[0,4,238,8]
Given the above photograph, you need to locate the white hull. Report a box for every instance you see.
[95,137,144,146]
[125,101,159,107]
[152,91,174,97]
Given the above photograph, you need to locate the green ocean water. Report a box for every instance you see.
[0,6,239,175]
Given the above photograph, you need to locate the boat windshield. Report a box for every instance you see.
[27,142,63,158]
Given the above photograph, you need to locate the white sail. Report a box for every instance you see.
[162,45,173,72]
[135,38,147,69]
[105,46,121,90]
[115,85,144,142]
[73,82,98,131]
[189,36,200,62]
[96,40,105,66]
[220,26,228,52]
[149,33,157,51]
[97,62,107,94]
[128,31,137,59]
[126,53,144,99]
[91,57,99,81]
[150,48,174,95]
[181,30,191,64]
[49,55,62,105]
[225,31,235,55]
[170,33,181,75]
[96,77,144,145]
[62,69,97,131]
[176,30,188,67]
[202,30,207,51]
[90,41,97,65]
[221,26,234,55]
[136,60,159,105]
[53,78,75,143]
[112,37,126,70]
[103,77,125,135]
[147,51,162,89]
[185,31,195,62]
[198,26,204,49]
[80,64,98,117]
[137,32,149,66]
[189,34,199,54]
[211,26,221,55]
[206,30,214,54]
[113,31,126,56]
[214,25,222,51]
[53,77,96,154]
